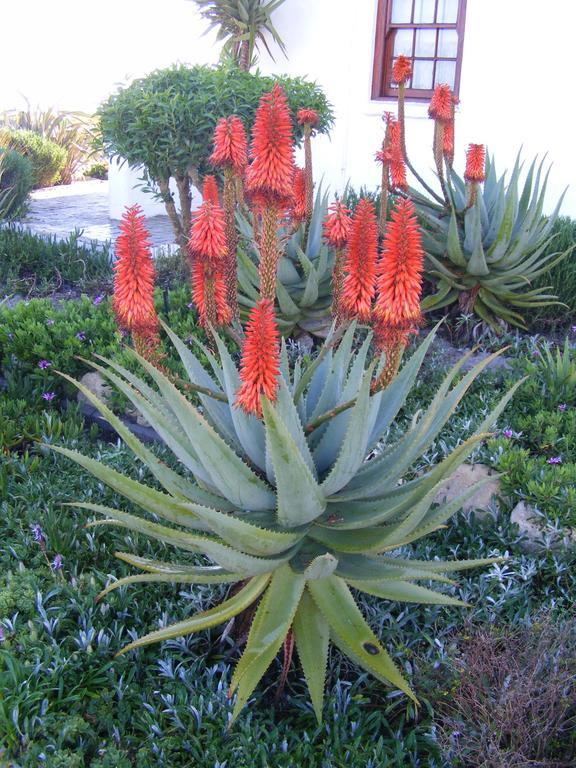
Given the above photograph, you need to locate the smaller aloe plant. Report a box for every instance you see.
[536,336,576,407]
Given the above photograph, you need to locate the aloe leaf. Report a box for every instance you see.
[73,502,291,575]
[55,370,227,507]
[114,552,237,575]
[447,211,466,267]
[349,579,469,606]
[212,332,267,470]
[98,570,241,600]
[116,575,270,655]
[308,576,416,702]
[320,363,376,496]
[293,589,330,724]
[273,376,316,476]
[130,350,275,511]
[375,556,505,574]
[335,555,452,583]
[304,553,339,580]
[229,565,306,722]
[262,397,326,527]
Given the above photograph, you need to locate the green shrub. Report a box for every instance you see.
[98,63,334,244]
[84,162,108,180]
[0,128,66,188]
[0,148,34,218]
[0,227,112,295]
[529,216,576,329]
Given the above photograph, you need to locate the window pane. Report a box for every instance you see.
[435,59,456,88]
[391,0,413,23]
[437,29,458,57]
[412,59,434,89]
[413,0,435,23]
[393,29,414,56]
[436,0,458,23]
[415,29,436,57]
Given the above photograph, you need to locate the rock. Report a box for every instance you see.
[126,408,151,429]
[430,337,512,375]
[510,501,576,552]
[77,372,113,408]
[434,463,501,518]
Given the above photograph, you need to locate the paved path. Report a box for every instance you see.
[18,180,177,252]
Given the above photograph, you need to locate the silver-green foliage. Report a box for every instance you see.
[237,187,334,336]
[54,322,521,723]
[417,152,573,329]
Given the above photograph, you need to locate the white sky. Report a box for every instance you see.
[2,0,220,113]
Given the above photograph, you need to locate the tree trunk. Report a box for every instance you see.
[175,174,192,240]
[239,40,251,71]
[157,176,186,247]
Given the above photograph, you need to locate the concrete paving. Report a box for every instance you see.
[18,180,178,252]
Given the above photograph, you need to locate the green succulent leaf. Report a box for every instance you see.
[293,589,330,724]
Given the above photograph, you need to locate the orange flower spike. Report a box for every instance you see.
[202,175,220,205]
[374,197,424,335]
[428,84,453,123]
[387,118,407,191]
[464,143,486,183]
[340,199,379,322]
[209,115,248,175]
[113,205,158,339]
[323,201,352,248]
[291,167,307,223]
[392,55,412,85]
[191,260,231,328]
[296,108,320,128]
[245,84,295,209]
[235,298,280,417]
[188,199,227,264]
[443,119,454,159]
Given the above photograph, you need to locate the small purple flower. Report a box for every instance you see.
[38,359,51,369]
[93,294,104,306]
[30,523,45,544]
[75,331,87,342]
[502,429,514,439]
[532,349,541,357]
[571,325,576,335]
[42,391,56,402]
[51,554,63,571]
[547,456,562,465]
[0,626,4,642]
[187,302,195,310]
[558,403,568,412]
[46,318,55,326]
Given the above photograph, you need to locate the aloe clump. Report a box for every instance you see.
[416,153,572,330]
[53,320,520,723]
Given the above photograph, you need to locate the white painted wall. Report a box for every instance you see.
[100,0,576,218]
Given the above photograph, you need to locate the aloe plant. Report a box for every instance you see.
[416,152,572,330]
[236,187,334,336]
[53,320,520,723]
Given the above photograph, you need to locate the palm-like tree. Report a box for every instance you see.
[192,0,288,70]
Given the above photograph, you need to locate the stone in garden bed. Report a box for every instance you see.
[434,463,501,518]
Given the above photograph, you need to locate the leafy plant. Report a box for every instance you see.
[237,186,335,336]
[192,0,288,70]
[529,215,576,329]
[0,128,66,188]
[0,148,34,219]
[53,319,520,723]
[536,337,576,407]
[417,152,572,331]
[97,64,333,245]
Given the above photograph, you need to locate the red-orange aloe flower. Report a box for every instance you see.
[245,84,294,209]
[340,199,378,322]
[428,84,453,122]
[443,119,454,161]
[209,115,248,175]
[296,108,320,128]
[290,167,307,223]
[373,197,424,349]
[113,205,159,352]
[202,175,220,205]
[323,200,351,248]
[190,259,232,328]
[464,143,486,182]
[387,118,407,191]
[392,55,412,85]
[235,298,280,416]
[188,199,227,264]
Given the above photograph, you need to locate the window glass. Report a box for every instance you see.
[436,0,459,23]
[393,29,414,56]
[412,59,434,89]
[413,0,435,23]
[435,59,456,88]
[437,29,458,57]
[415,28,436,57]
[391,0,412,23]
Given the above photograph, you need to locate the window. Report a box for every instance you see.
[372,0,467,100]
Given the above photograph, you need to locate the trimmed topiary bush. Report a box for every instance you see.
[97,63,333,245]
[0,128,66,188]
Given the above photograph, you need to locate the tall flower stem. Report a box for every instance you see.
[258,206,281,301]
